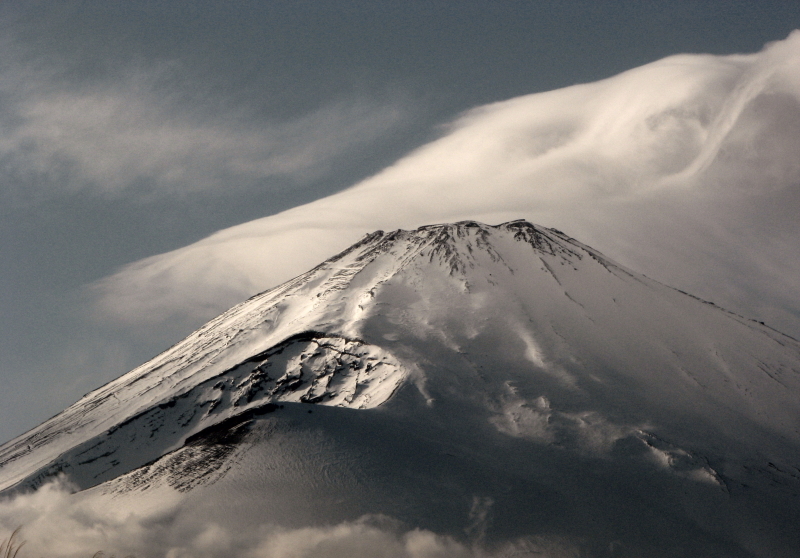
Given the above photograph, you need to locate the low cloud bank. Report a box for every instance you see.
[93,32,800,338]
[0,479,578,558]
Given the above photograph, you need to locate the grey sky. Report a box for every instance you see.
[1,1,799,444]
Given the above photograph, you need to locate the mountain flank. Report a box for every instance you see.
[1,220,799,557]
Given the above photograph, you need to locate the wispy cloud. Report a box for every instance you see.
[0,47,406,204]
[93,32,800,338]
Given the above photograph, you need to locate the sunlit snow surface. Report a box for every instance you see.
[2,220,800,557]
[96,32,800,341]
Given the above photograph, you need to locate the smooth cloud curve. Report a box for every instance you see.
[95,32,800,337]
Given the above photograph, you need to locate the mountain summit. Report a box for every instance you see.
[2,220,799,557]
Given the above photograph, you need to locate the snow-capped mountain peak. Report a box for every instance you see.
[2,220,799,557]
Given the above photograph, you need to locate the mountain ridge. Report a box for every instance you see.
[1,219,799,556]
[2,219,798,491]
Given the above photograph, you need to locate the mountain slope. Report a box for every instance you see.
[1,220,799,557]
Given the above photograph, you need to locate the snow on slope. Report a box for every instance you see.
[94,32,800,341]
[2,220,800,556]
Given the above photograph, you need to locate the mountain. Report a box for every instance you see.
[1,220,799,557]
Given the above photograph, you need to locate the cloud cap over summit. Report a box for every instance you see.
[94,32,800,343]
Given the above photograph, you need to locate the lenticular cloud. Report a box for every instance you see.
[96,32,800,337]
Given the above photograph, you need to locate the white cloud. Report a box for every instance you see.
[0,479,578,558]
[0,47,406,203]
[93,32,800,338]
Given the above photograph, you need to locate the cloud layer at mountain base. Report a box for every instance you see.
[93,32,800,338]
[0,480,578,558]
